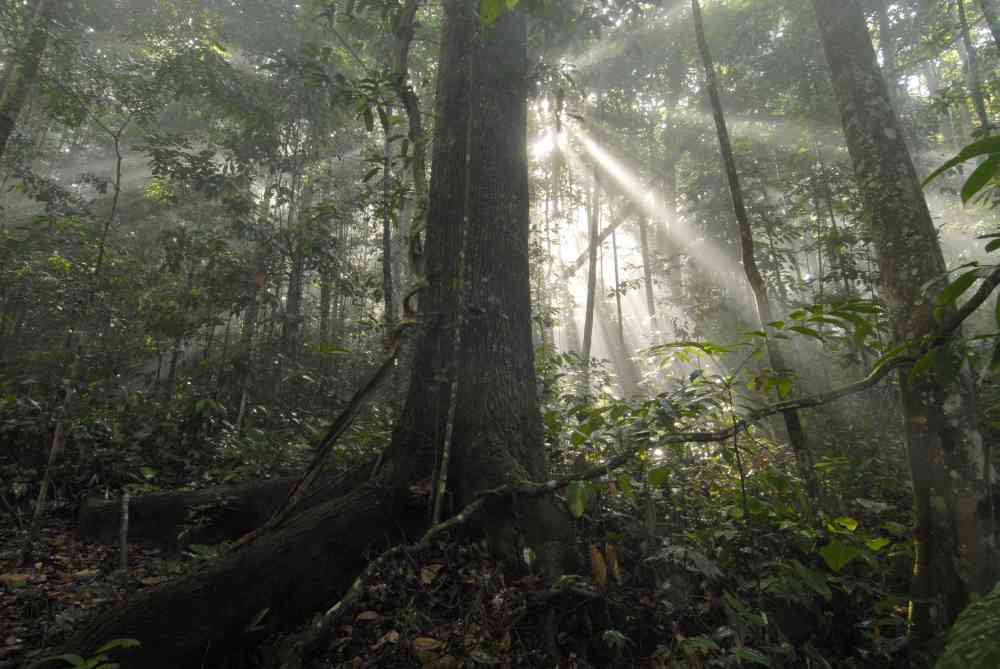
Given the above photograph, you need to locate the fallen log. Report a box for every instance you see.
[78,463,373,551]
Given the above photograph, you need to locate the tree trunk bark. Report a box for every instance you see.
[581,179,600,395]
[638,216,658,330]
[814,0,996,642]
[692,0,821,505]
[0,0,54,159]
[957,0,992,132]
[979,0,1000,54]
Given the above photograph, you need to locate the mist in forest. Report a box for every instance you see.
[4,1,1000,668]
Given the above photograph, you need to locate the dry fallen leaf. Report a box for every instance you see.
[605,543,622,585]
[371,629,400,651]
[0,574,30,588]
[421,563,444,585]
[589,545,608,590]
[356,610,382,622]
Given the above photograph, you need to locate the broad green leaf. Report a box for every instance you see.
[938,269,980,306]
[987,238,1000,253]
[819,540,861,573]
[787,325,823,341]
[567,481,586,519]
[792,560,832,601]
[937,580,1000,669]
[923,135,1000,186]
[832,516,859,532]
[961,154,1000,204]
[479,0,505,25]
[732,647,771,666]
[866,537,891,552]
[94,639,140,655]
[648,466,670,488]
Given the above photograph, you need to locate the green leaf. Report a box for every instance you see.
[939,269,980,306]
[616,474,635,499]
[923,135,1000,186]
[94,640,140,655]
[866,537,891,552]
[987,239,1000,254]
[787,325,823,341]
[648,466,670,488]
[792,560,832,601]
[362,106,374,132]
[832,516,859,532]
[32,654,86,668]
[567,481,586,519]
[479,0,505,25]
[732,647,771,666]
[961,154,1000,204]
[937,580,1000,669]
[819,540,861,573]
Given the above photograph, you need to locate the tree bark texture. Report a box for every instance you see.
[0,0,54,159]
[78,467,371,551]
[581,179,600,395]
[813,0,996,640]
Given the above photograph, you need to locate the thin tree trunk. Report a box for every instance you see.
[692,0,820,504]
[611,228,626,351]
[875,0,901,106]
[638,216,658,330]
[814,0,996,642]
[957,0,992,131]
[979,0,1000,54]
[381,120,396,332]
[581,179,600,395]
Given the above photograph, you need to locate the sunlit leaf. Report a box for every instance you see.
[567,481,586,518]
[819,540,861,573]
[961,154,1000,204]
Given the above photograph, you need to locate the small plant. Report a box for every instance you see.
[31,639,140,669]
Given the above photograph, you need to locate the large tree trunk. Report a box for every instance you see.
[814,0,996,642]
[0,0,54,159]
[66,3,571,665]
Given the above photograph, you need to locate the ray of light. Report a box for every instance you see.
[569,126,758,323]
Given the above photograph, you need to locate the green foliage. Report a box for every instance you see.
[924,136,1000,205]
[32,639,141,669]
[937,581,1000,669]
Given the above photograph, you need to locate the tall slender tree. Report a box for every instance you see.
[691,0,820,505]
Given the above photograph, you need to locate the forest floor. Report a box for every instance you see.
[0,517,203,669]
